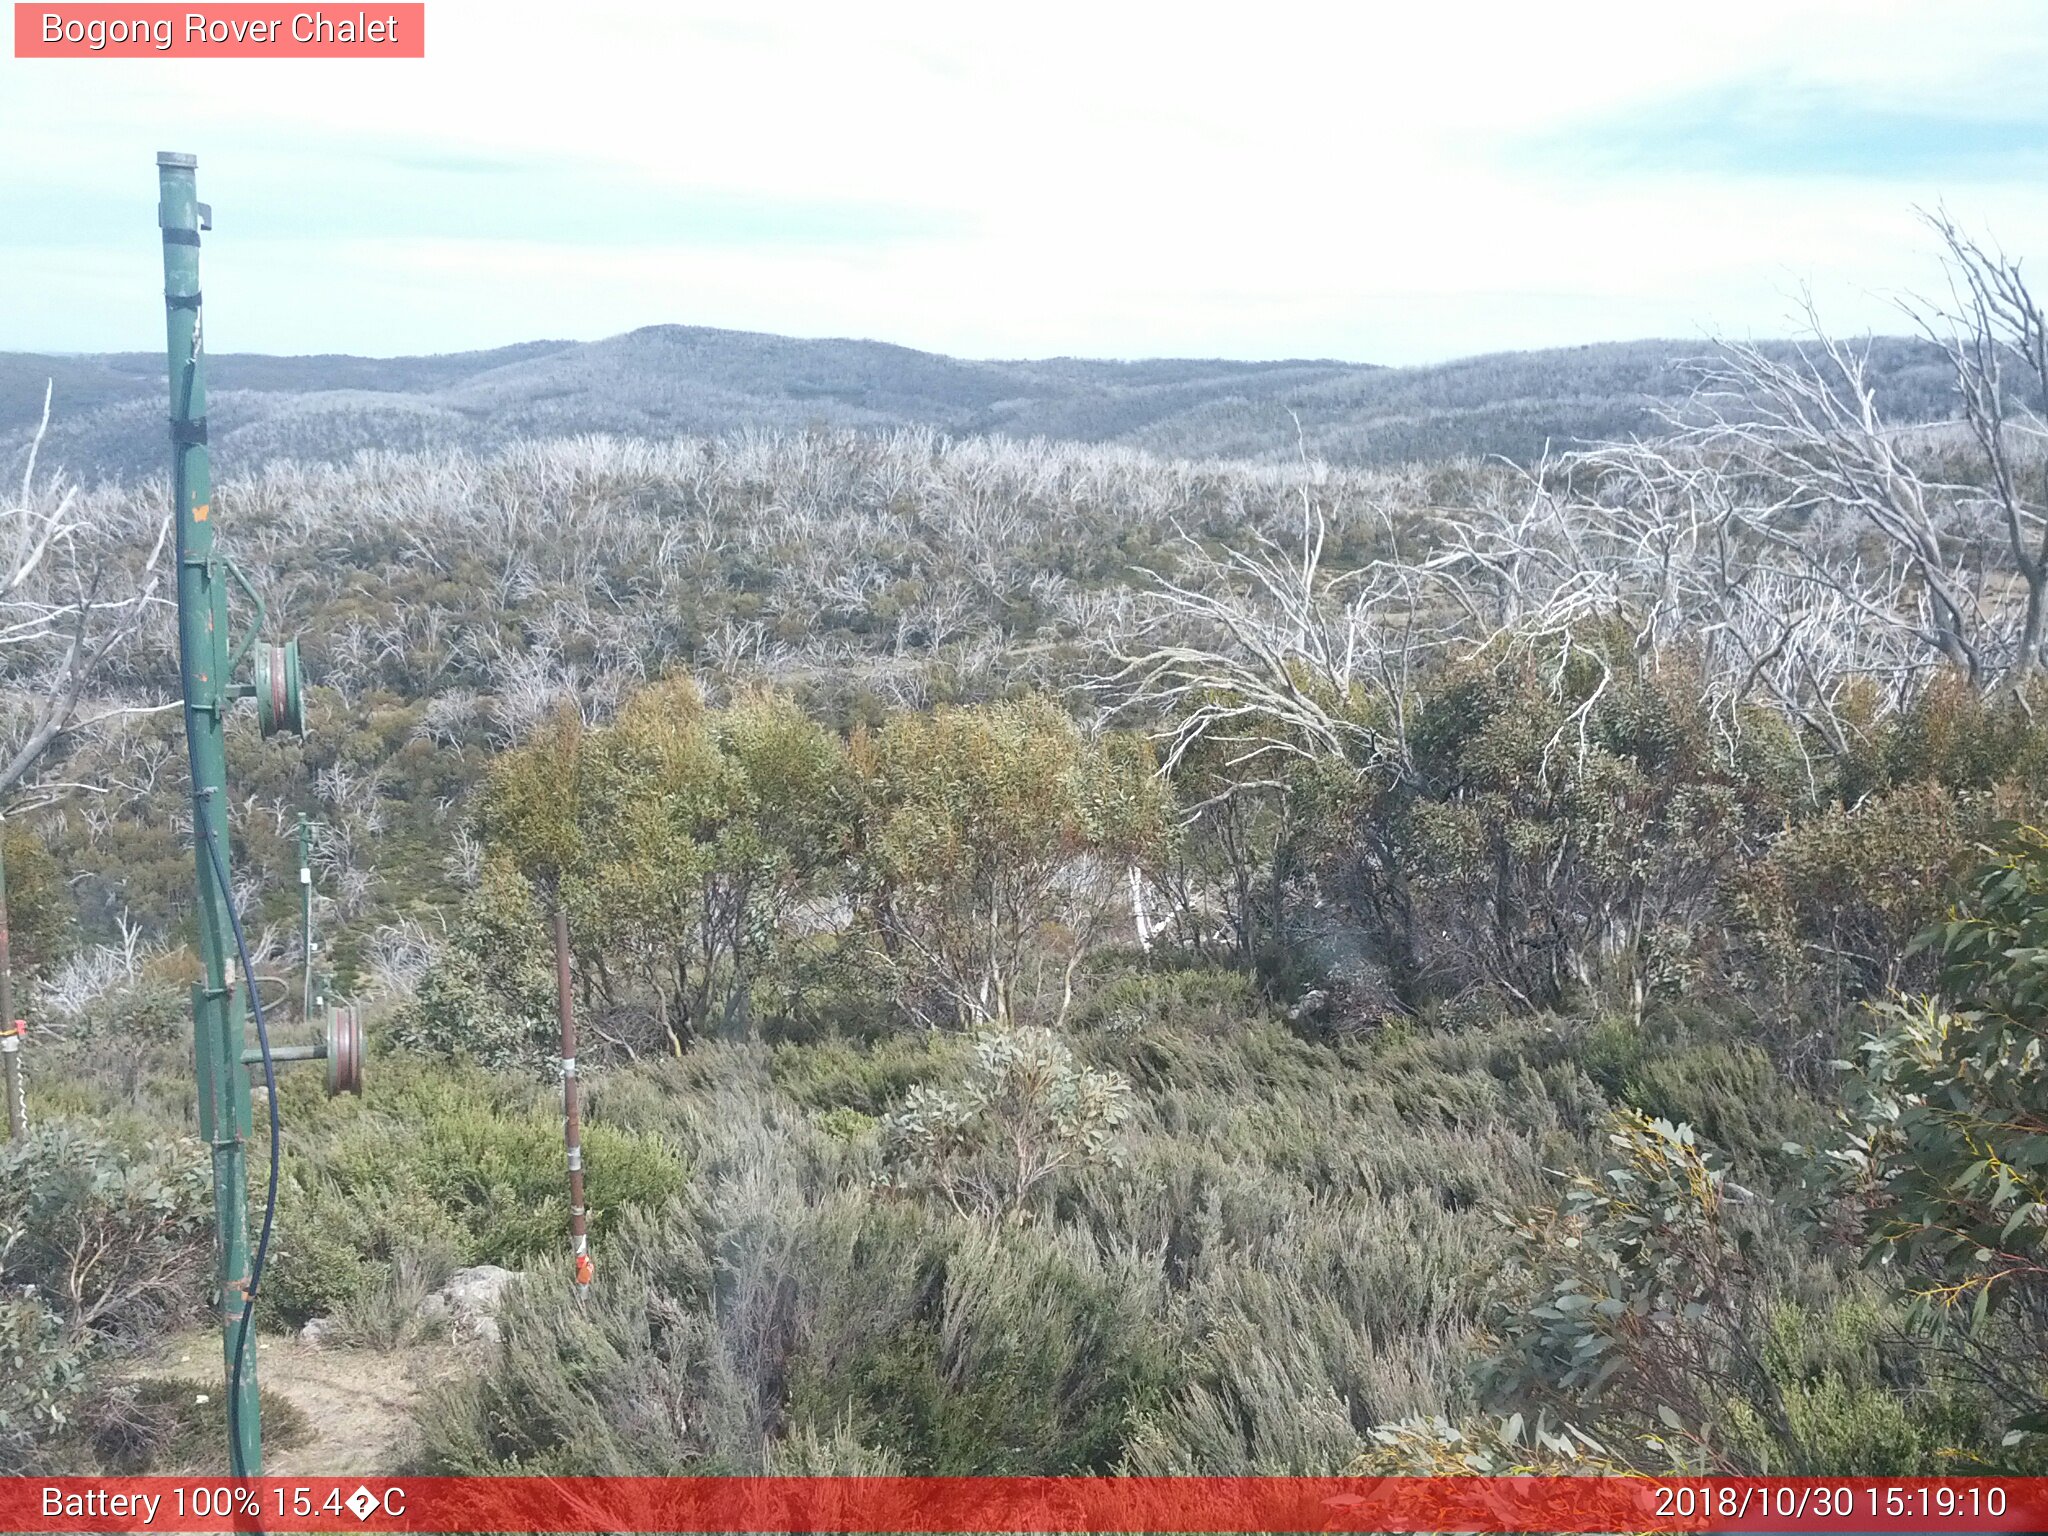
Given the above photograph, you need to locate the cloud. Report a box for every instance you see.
[3,140,967,249]
[10,4,2048,362]
[1525,77,2048,182]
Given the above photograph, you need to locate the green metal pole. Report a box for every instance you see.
[159,150,262,1477]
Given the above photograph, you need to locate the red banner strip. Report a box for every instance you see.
[4,1476,2045,1533]
[14,4,424,58]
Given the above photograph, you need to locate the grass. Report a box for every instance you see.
[85,1380,312,1474]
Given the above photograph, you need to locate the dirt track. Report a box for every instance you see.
[140,1330,464,1475]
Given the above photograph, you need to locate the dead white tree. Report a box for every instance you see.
[1910,209,2048,680]
[1,384,173,803]
[1425,441,1927,764]
[1673,315,2003,688]
[1103,480,1427,786]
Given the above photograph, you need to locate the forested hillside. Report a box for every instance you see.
[1,327,1956,483]
[8,249,2048,1480]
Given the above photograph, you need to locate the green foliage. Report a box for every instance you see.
[1719,1301,1932,1475]
[1071,964,1263,1038]
[1371,1294,1960,1478]
[853,697,1171,1028]
[1456,646,1789,1002]
[879,1026,1133,1220]
[446,686,1169,1051]
[794,1218,1175,1473]
[1478,1107,1981,1473]
[0,1119,211,1335]
[418,1190,1175,1475]
[405,989,1638,1478]
[395,854,557,1071]
[766,1033,949,1115]
[0,1120,213,1473]
[1295,640,1794,1019]
[265,1056,686,1322]
[2,825,73,985]
[467,679,856,1054]
[474,707,587,886]
[1846,823,2048,1436]
[81,1378,313,1474]
[1626,1041,1828,1176]
[1585,1007,1834,1176]
[815,1106,877,1142]
[1479,1110,1760,1469]
[1741,780,2004,1007]
[1846,673,2048,802]
[79,977,190,1046]
[1353,1411,1624,1473]
[0,1295,89,1471]
[576,680,853,1047]
[33,395,2048,1484]
[263,1180,389,1326]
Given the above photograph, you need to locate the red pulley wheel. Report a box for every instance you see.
[325,1006,363,1097]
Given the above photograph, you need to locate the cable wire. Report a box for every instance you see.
[203,818,280,1480]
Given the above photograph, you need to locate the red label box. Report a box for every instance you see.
[3,1476,2046,1534]
[14,3,425,56]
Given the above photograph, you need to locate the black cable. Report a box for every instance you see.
[171,324,280,1479]
[203,817,280,1481]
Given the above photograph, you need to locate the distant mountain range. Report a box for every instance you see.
[0,324,1961,483]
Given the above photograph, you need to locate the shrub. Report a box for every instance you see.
[395,854,557,1071]
[1846,822,2048,1440]
[0,1119,211,1336]
[475,681,856,1053]
[1718,1300,1933,1475]
[1477,1111,1768,1471]
[1740,781,2002,1014]
[1071,964,1263,1039]
[1319,640,1792,1018]
[767,1033,948,1115]
[879,1027,1132,1220]
[0,1295,89,1472]
[1352,1412,1624,1474]
[816,1107,877,1143]
[1618,1037,1833,1178]
[795,1219,1174,1473]
[420,1191,1175,1476]
[82,1378,312,1474]
[1,825,74,985]
[264,1181,384,1326]
[265,1056,687,1321]
[1475,1105,1979,1473]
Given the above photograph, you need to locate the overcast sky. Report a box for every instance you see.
[7,2,2048,364]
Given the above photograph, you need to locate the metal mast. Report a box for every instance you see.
[158,148,263,1475]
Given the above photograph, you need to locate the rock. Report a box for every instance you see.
[300,1316,334,1347]
[421,1264,522,1340]
[441,1263,519,1313]
[1285,989,1329,1023]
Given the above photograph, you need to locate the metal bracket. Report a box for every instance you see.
[224,558,267,680]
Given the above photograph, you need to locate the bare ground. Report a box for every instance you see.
[136,1330,467,1475]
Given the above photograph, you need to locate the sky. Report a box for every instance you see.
[6,1,2048,365]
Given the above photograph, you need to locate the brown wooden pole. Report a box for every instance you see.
[1,833,22,1143]
[0,1025,21,1143]
[553,900,591,1298]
